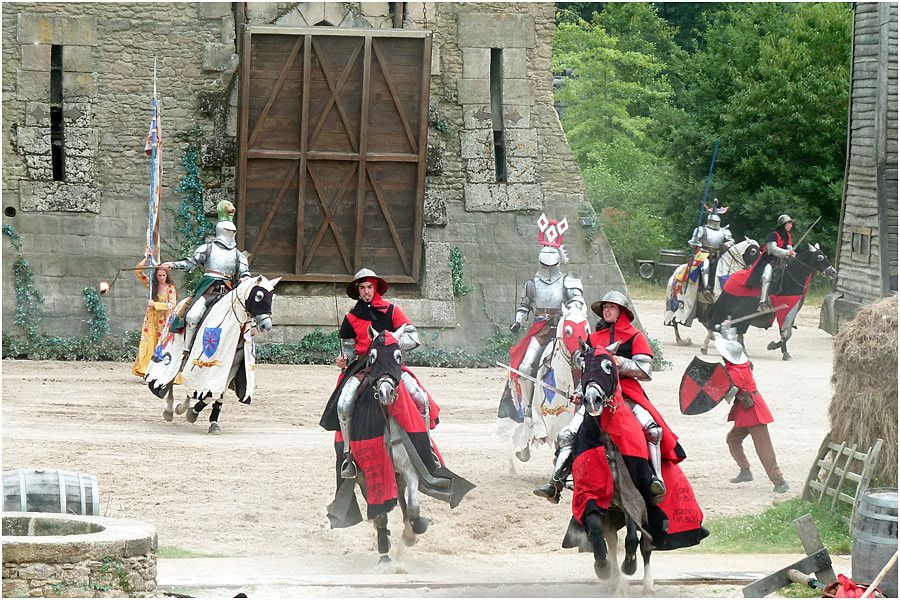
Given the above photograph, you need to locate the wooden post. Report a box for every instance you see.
[794,514,837,585]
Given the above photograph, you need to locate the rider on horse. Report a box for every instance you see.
[160,200,251,350]
[534,291,669,505]
[504,215,584,456]
[688,199,734,295]
[746,214,795,311]
[329,268,433,480]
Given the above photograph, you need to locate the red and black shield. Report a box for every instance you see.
[679,356,737,415]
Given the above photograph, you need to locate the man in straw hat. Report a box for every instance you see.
[716,323,789,493]
[320,268,437,480]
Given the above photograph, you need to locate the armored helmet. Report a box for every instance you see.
[590,290,634,322]
[538,246,561,267]
[707,213,722,230]
[714,325,748,364]
[214,220,237,248]
[346,267,389,300]
[777,214,794,227]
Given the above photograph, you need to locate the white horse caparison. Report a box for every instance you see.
[145,275,280,433]
[663,239,759,346]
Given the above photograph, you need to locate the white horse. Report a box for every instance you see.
[519,300,592,460]
[664,239,759,345]
[145,275,280,433]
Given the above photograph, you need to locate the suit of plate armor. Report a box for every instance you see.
[758,215,795,309]
[689,213,734,292]
[170,218,251,347]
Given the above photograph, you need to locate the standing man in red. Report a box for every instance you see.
[716,324,790,493]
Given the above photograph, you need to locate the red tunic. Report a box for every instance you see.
[340,293,411,355]
[724,362,773,428]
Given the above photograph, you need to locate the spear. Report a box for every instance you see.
[496,362,572,398]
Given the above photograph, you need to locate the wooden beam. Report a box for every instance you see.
[366,166,410,273]
[831,443,858,511]
[248,161,300,262]
[248,36,303,148]
[410,33,431,282]
[371,38,417,153]
[294,34,312,274]
[302,163,357,274]
[742,549,833,598]
[794,514,837,585]
[354,35,372,272]
[238,28,253,251]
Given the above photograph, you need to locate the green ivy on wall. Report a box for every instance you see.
[449,247,473,297]
[3,224,44,341]
[83,286,110,343]
[170,127,212,290]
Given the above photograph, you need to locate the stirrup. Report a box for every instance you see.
[533,480,562,504]
[341,456,358,479]
[649,478,666,505]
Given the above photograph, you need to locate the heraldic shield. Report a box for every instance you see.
[679,356,738,415]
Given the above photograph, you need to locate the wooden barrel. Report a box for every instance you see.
[657,249,689,281]
[852,488,898,597]
[2,469,100,516]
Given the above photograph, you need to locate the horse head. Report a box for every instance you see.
[560,301,591,359]
[799,243,837,279]
[366,326,403,407]
[244,275,282,332]
[578,339,621,417]
[741,240,760,266]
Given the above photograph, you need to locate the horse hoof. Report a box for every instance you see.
[514,446,530,462]
[175,401,189,415]
[402,530,416,547]
[594,558,611,580]
[621,556,637,576]
[767,341,780,351]
[162,410,174,422]
[699,347,707,355]
[411,516,429,535]
[677,338,692,347]
[643,585,657,597]
[782,353,792,361]
[185,408,199,424]
[208,422,221,435]
[377,555,391,565]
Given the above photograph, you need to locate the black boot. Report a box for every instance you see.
[533,479,563,504]
[340,453,358,479]
[730,468,753,483]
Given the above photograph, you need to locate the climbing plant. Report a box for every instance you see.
[169,127,212,290]
[83,286,110,343]
[449,247,473,297]
[3,224,44,341]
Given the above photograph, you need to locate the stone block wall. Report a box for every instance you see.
[2,3,230,337]
[2,2,630,352]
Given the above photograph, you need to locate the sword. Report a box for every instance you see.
[496,362,572,398]
[791,215,821,250]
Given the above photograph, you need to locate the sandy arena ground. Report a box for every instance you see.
[2,298,837,596]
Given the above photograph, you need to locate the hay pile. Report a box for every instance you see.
[828,294,898,487]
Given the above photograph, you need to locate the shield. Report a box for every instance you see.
[201,327,222,358]
[679,356,737,415]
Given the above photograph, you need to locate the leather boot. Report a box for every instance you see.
[730,468,753,483]
[649,477,667,504]
[340,453,358,479]
[533,479,563,504]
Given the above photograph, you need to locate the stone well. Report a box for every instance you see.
[2,511,157,598]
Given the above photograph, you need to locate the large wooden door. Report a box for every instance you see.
[238,27,432,283]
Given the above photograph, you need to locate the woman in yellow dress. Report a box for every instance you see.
[132,261,177,378]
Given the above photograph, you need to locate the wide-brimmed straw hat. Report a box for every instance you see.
[590,290,634,322]
[346,268,388,300]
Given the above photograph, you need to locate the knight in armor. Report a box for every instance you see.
[746,215,795,311]
[534,291,674,505]
[688,200,734,294]
[323,268,436,480]
[160,200,251,348]
[504,217,584,458]
[715,323,789,493]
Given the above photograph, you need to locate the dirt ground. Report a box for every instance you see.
[2,298,836,596]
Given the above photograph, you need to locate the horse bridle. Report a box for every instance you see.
[583,380,616,415]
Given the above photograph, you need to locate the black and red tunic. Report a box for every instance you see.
[746,226,792,289]
[339,293,411,355]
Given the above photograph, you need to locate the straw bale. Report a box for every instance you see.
[828,295,898,486]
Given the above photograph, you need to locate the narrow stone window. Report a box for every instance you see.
[490,48,507,183]
[50,44,65,181]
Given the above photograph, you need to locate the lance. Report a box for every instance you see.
[333,277,344,360]
[496,362,572,398]
[718,304,787,329]
[791,215,821,250]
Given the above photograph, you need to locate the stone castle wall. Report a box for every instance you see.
[2,2,629,351]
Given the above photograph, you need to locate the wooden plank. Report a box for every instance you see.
[248,25,430,39]
[303,163,356,273]
[411,33,430,282]
[309,37,361,152]
[238,28,253,251]
[366,165,410,273]
[852,438,884,526]
[248,36,303,148]
[371,38,417,154]
[295,34,312,274]
[742,549,833,598]
[794,514,837,584]
[804,434,831,502]
[831,443,858,511]
[354,35,372,272]
[248,161,300,262]
[818,442,845,503]
[271,273,418,283]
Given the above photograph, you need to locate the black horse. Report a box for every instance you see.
[561,341,659,596]
[701,243,836,360]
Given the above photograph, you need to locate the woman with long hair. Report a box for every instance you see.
[131,258,177,378]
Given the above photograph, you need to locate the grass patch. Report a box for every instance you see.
[157,545,222,559]
[689,498,851,554]
[625,276,668,301]
[780,583,824,598]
